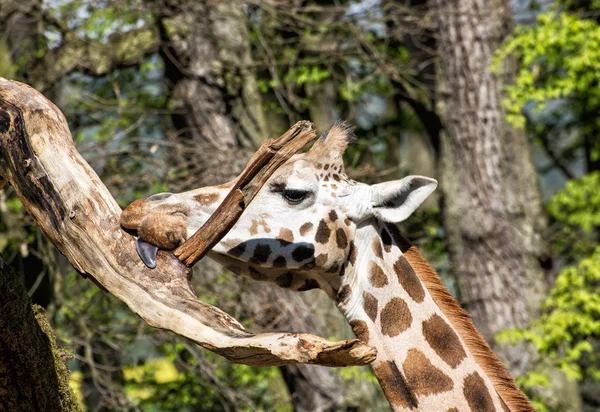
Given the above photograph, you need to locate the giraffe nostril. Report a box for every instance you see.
[148,192,173,201]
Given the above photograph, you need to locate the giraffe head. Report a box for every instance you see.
[121,121,437,297]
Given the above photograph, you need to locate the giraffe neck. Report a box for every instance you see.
[336,219,531,412]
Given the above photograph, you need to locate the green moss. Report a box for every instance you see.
[33,305,82,412]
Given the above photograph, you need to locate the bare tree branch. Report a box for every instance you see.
[174,121,317,266]
[0,78,376,368]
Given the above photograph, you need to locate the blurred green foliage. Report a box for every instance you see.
[493,3,600,410]
[495,12,600,128]
[548,172,600,261]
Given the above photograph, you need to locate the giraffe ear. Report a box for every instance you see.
[370,176,437,223]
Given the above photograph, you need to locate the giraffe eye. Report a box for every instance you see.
[282,189,310,204]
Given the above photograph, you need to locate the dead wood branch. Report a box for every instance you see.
[174,121,316,266]
[0,78,376,368]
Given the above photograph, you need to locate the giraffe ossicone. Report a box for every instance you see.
[121,121,532,412]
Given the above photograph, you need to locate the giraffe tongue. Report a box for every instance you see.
[136,238,159,269]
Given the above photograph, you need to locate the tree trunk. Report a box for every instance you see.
[435,0,543,350]
[434,1,581,408]
[0,254,79,412]
[156,2,348,409]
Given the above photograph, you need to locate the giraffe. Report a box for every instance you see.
[121,122,533,411]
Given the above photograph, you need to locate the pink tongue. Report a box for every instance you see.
[136,238,159,269]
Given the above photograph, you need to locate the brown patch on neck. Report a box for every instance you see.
[399,239,534,412]
[362,291,378,322]
[422,313,467,368]
[380,297,412,337]
[368,261,388,288]
[350,319,369,343]
[372,361,418,409]
[403,348,453,396]
[463,371,495,411]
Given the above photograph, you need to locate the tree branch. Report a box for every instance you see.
[174,121,317,266]
[0,78,376,368]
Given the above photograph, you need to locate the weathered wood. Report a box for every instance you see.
[174,121,316,266]
[0,78,376,367]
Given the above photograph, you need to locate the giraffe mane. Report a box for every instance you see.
[395,233,534,412]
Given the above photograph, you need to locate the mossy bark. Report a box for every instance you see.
[0,254,80,412]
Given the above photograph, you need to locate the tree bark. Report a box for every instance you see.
[0,254,80,412]
[435,0,544,349]
[434,2,581,408]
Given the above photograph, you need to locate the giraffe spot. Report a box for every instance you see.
[422,313,466,368]
[249,266,268,281]
[250,244,271,265]
[316,162,323,170]
[372,361,418,409]
[403,349,453,396]
[446,409,459,412]
[331,184,337,190]
[339,264,346,277]
[249,220,259,235]
[348,241,357,265]
[344,217,351,226]
[315,253,328,266]
[372,238,383,258]
[329,210,338,221]
[332,174,340,182]
[350,320,369,343]
[324,164,330,170]
[463,372,495,412]
[275,272,294,288]
[380,297,411,337]
[227,241,246,257]
[324,175,329,182]
[299,222,313,236]
[336,228,348,249]
[381,228,394,253]
[277,228,294,246]
[292,245,314,262]
[369,261,389,288]
[193,192,219,205]
[297,278,319,291]
[394,256,425,303]
[315,219,331,244]
[363,292,378,322]
[337,284,351,304]
[273,256,287,268]
[325,263,340,273]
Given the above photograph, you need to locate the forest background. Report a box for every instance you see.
[1,0,599,411]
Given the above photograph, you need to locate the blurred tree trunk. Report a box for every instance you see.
[155,2,346,410]
[434,1,580,408]
[0,254,79,412]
